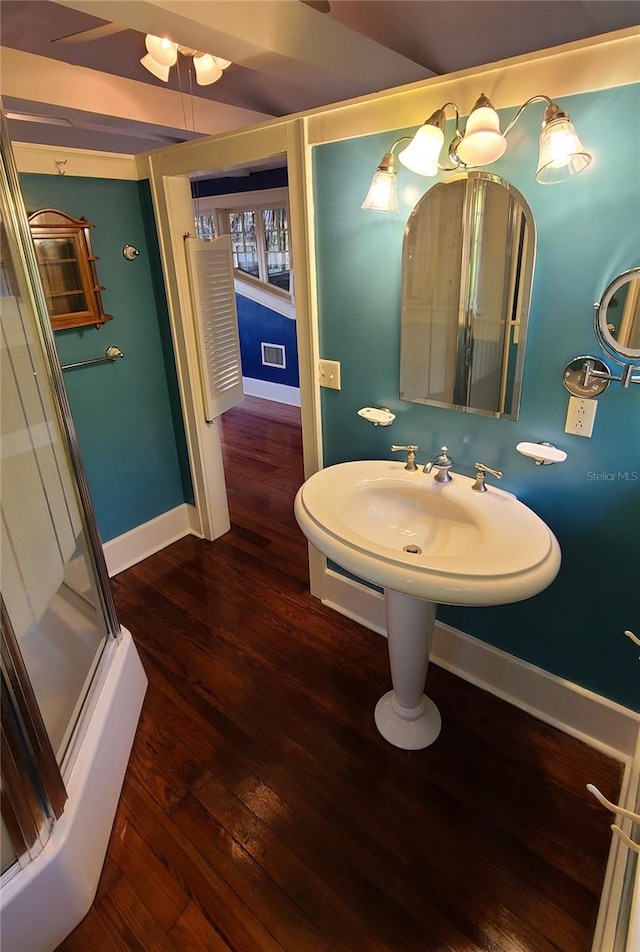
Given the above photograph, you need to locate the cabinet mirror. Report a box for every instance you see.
[400,172,536,419]
[28,209,112,331]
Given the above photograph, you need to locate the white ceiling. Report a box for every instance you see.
[1,0,638,156]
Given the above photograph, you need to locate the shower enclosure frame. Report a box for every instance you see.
[0,112,147,951]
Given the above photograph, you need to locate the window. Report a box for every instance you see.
[194,213,217,241]
[261,207,289,291]
[229,210,259,279]
[220,193,291,294]
[192,188,293,312]
[227,205,290,292]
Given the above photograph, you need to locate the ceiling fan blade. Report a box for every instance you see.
[299,0,331,12]
[5,111,186,143]
[51,22,126,45]
[5,111,72,128]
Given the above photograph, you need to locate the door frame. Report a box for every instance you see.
[142,118,326,591]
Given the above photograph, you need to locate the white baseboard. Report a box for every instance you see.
[242,376,301,407]
[103,504,199,577]
[320,569,640,760]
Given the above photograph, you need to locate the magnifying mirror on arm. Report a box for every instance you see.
[563,267,640,395]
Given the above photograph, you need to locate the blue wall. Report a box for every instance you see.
[237,293,299,387]
[313,84,640,710]
[21,174,193,543]
[192,166,288,197]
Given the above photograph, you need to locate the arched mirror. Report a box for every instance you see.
[400,172,536,419]
[595,267,640,362]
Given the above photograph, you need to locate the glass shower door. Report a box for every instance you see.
[1,296,110,764]
[1,110,119,874]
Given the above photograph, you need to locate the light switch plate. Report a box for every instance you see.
[319,359,341,390]
[565,396,597,437]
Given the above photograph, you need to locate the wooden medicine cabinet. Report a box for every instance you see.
[28,208,113,331]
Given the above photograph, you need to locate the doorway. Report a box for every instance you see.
[178,153,306,542]
[145,119,321,594]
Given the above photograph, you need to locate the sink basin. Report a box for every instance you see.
[295,460,560,606]
[295,460,561,751]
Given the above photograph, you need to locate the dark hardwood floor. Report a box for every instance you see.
[57,395,623,952]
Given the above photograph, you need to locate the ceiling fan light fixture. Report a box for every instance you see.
[140,34,232,84]
[144,34,178,66]
[193,53,224,85]
[140,34,178,81]
[140,53,171,82]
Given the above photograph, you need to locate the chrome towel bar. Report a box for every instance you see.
[61,345,124,371]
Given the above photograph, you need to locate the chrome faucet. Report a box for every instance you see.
[391,444,419,471]
[423,446,453,482]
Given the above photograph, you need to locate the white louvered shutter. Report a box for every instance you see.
[185,234,243,421]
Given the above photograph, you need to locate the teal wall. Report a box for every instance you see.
[313,84,640,710]
[20,174,193,543]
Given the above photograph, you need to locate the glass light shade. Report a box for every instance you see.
[144,34,178,66]
[398,124,444,176]
[213,56,232,70]
[457,105,507,166]
[361,168,398,213]
[193,53,223,85]
[140,53,171,82]
[536,116,592,184]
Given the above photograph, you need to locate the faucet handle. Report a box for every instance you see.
[472,462,503,492]
[391,444,419,471]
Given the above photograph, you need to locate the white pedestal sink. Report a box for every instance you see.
[294,461,561,750]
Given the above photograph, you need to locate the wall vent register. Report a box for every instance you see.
[261,342,286,369]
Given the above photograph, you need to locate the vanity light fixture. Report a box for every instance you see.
[140,34,232,85]
[362,92,592,209]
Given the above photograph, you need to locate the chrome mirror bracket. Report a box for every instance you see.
[562,356,611,397]
[563,355,640,395]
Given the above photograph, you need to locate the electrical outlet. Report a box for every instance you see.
[565,396,597,437]
[319,359,341,390]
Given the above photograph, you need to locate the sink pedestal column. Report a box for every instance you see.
[374,590,442,750]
